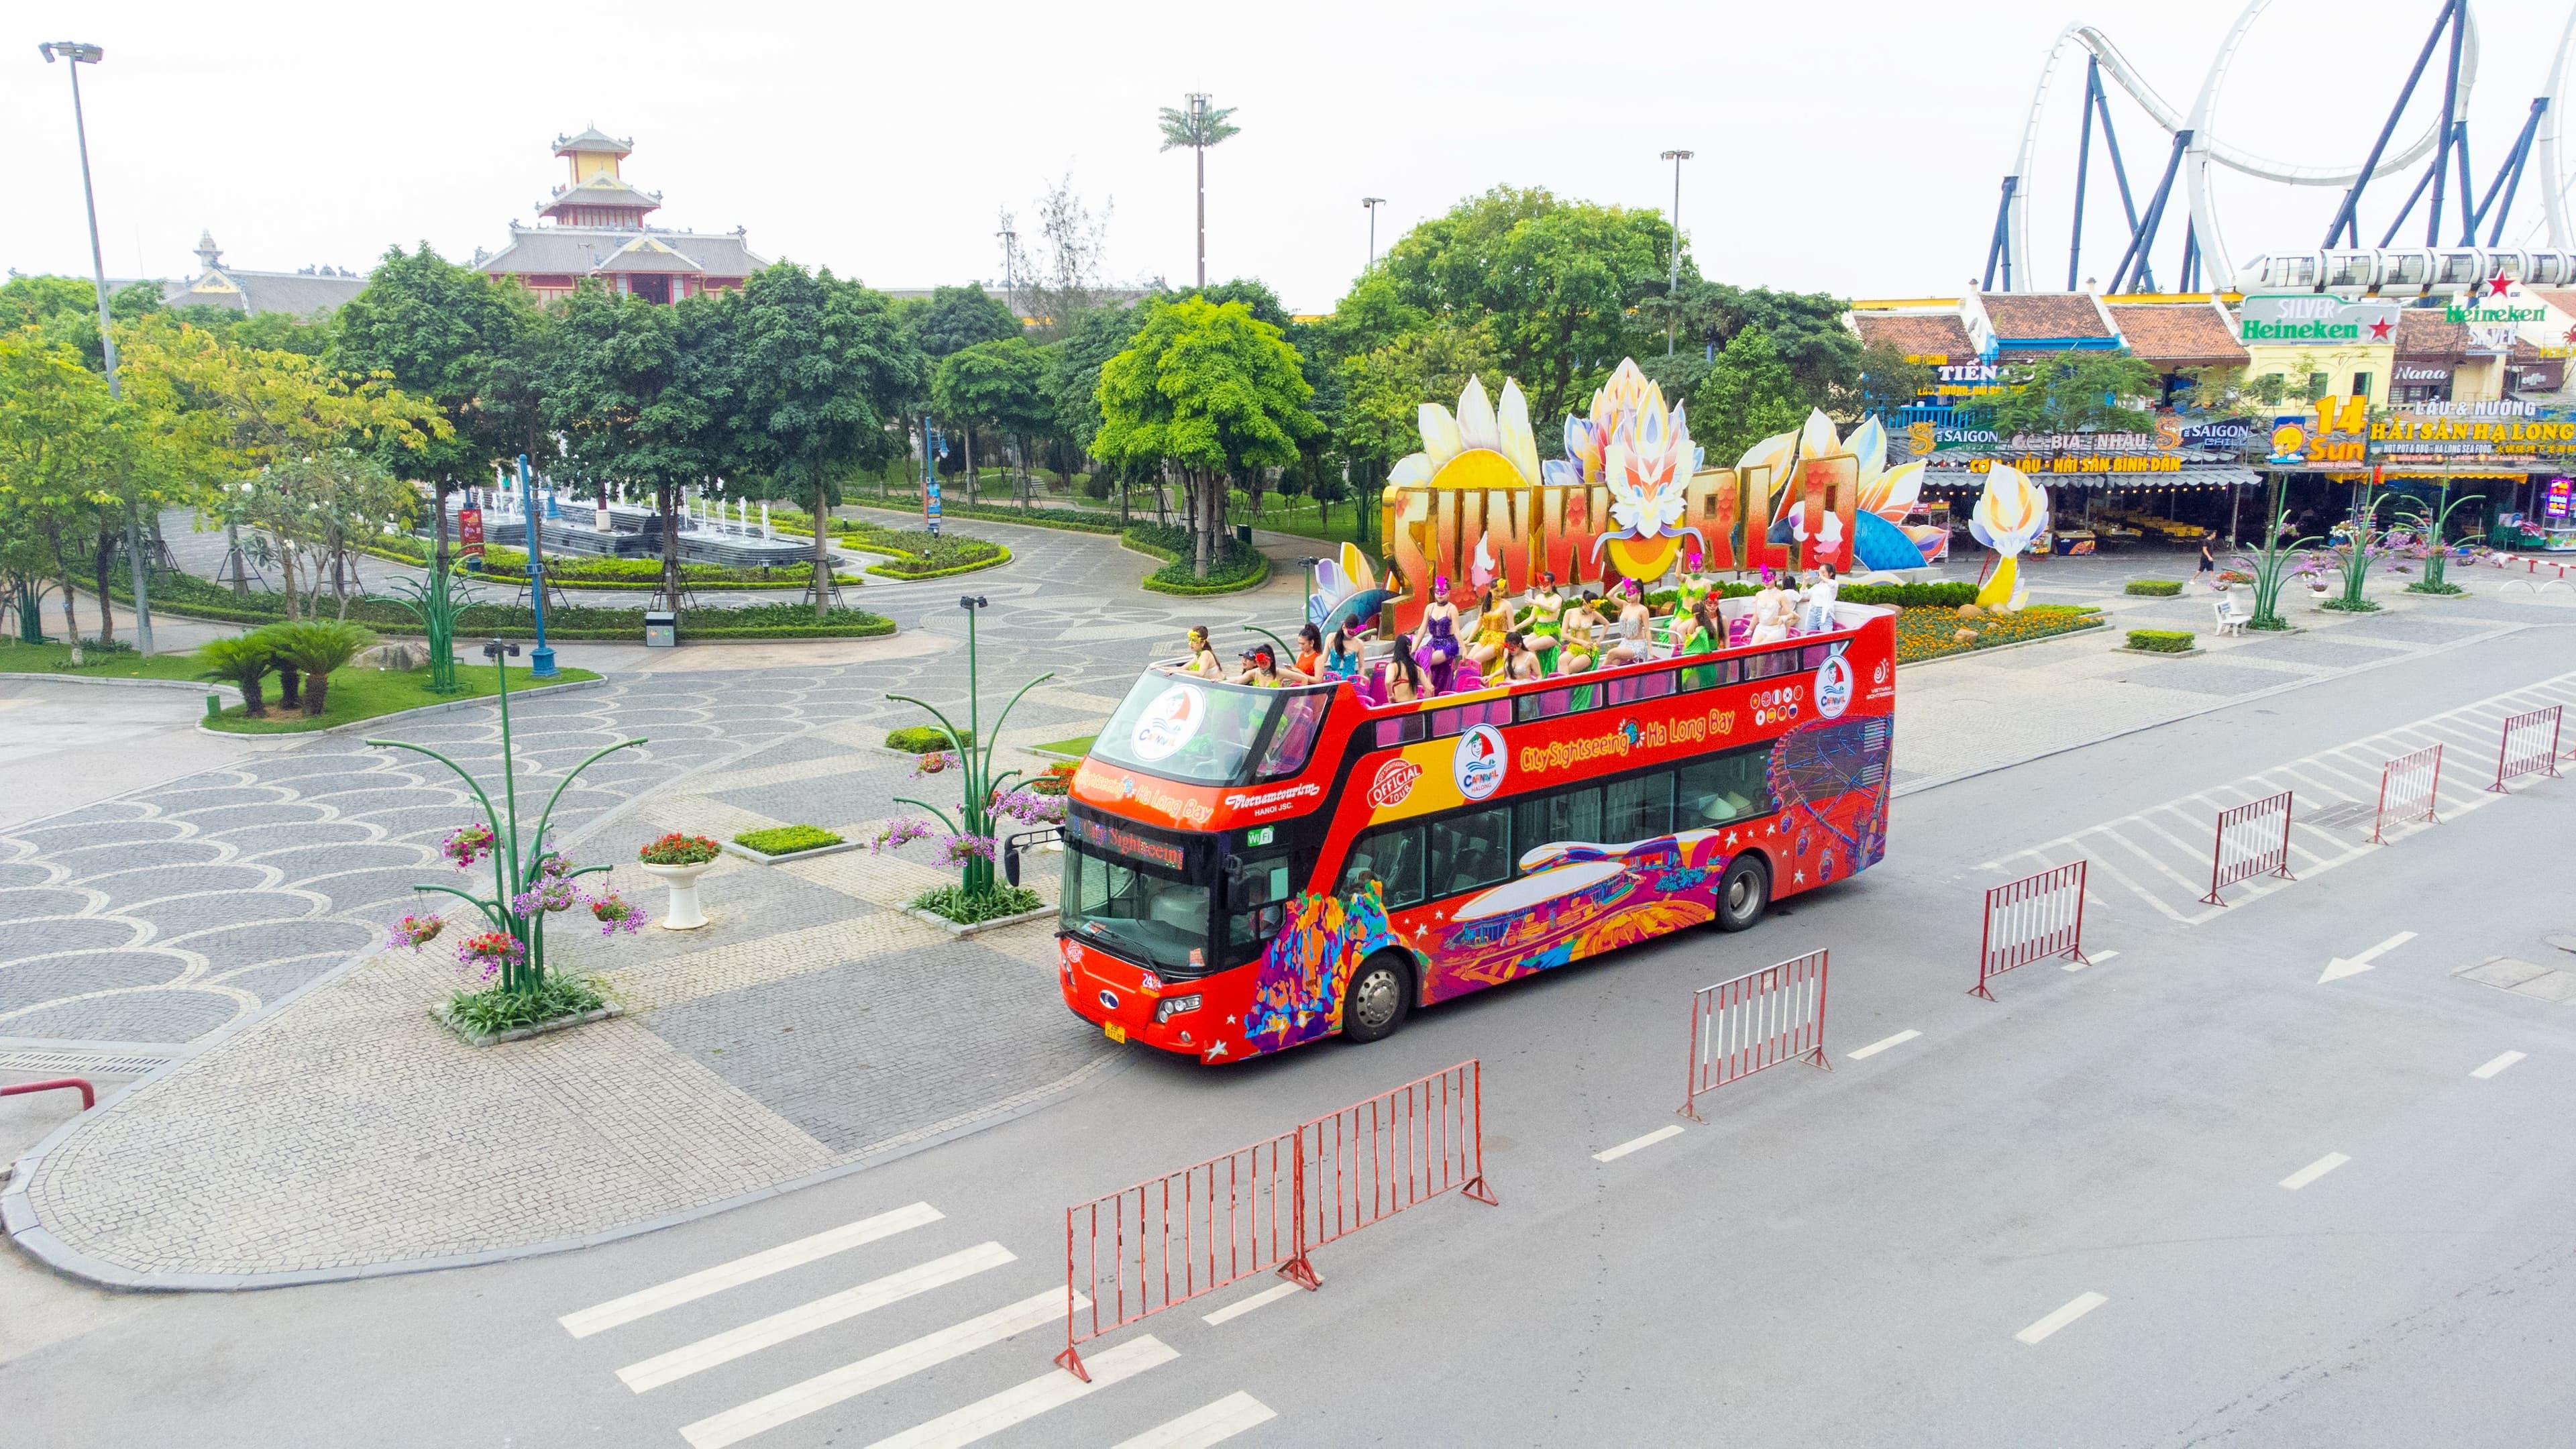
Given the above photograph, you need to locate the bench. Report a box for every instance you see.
[2212,598,2247,637]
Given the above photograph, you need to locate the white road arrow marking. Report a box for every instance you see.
[2321,930,2417,984]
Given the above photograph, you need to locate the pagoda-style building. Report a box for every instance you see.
[474,128,765,305]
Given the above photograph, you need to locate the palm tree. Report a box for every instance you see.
[1157,94,1240,287]
[196,636,275,718]
[260,621,375,717]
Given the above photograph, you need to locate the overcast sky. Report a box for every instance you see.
[9,0,2576,314]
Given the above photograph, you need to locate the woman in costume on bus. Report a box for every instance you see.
[1180,626,1224,678]
[1465,578,1515,677]
[1293,623,1325,681]
[1380,645,1430,704]
[1674,596,1725,690]
[1411,576,1466,694]
[1602,579,1656,667]
[1501,629,1546,682]
[1556,593,1603,674]
[1522,572,1566,674]
[1234,645,1292,688]
[1319,625,1365,685]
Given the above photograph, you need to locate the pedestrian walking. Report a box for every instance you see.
[2196,539,2216,587]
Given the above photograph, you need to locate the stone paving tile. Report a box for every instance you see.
[3,989,238,1044]
[644,931,1103,1156]
[2100,660,2314,695]
[2328,615,2496,644]
[2226,638,2415,670]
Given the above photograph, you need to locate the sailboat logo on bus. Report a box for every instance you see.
[1454,724,1507,801]
[1128,683,1203,763]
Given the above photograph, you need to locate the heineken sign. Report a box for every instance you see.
[2239,293,2401,344]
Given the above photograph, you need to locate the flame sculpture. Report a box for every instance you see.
[1740,411,1944,571]
[1968,462,2049,611]
[1551,360,1704,585]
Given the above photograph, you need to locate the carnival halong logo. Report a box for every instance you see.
[1814,654,1855,720]
[1453,724,1506,802]
[1127,683,1203,762]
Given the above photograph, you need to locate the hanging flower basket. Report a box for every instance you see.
[388,913,445,950]
[457,931,527,981]
[586,889,646,936]
[442,824,496,869]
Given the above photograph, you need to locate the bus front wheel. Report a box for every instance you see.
[1714,855,1770,932]
[1341,953,1413,1043]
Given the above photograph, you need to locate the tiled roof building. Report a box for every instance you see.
[476,128,765,305]
[2106,301,2247,370]
[158,231,367,317]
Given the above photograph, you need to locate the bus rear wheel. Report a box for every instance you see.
[1714,855,1770,932]
[1342,953,1413,1043]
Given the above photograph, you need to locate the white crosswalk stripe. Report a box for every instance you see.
[560,1199,1285,1448]
[1112,1391,1280,1448]
[561,1202,942,1339]
[618,1242,1014,1393]
[860,1335,1179,1449]
[1981,672,2576,925]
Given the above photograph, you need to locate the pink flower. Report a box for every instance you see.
[443,824,496,869]
[387,913,445,950]
[938,833,996,868]
[871,818,936,853]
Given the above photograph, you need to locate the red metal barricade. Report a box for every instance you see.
[0,1077,93,1110]
[2372,744,2443,843]
[2489,705,2565,792]
[2202,790,2295,906]
[1680,949,1830,1121]
[1972,861,2089,999]
[1059,1059,1494,1380]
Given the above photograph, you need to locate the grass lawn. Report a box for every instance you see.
[0,640,210,684]
[1033,735,1097,758]
[208,661,597,734]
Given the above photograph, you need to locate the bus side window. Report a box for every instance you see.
[1256,693,1330,777]
[1799,644,1836,669]
[1676,749,1777,828]
[1226,853,1296,947]
[1745,650,1799,681]
[1678,657,1739,692]
[1348,825,1425,909]
[1603,670,1673,706]
[1515,786,1601,855]
[1430,807,1513,897]
[1603,771,1672,842]
[1375,715,1428,748]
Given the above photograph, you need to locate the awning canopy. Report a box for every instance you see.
[1920,449,2260,490]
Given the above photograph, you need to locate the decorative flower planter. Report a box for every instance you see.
[639,860,713,930]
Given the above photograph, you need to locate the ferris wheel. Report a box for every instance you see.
[1982,0,2576,297]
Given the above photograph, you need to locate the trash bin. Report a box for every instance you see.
[644,610,678,648]
[1234,523,1253,547]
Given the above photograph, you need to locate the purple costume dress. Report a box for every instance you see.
[1414,612,1462,695]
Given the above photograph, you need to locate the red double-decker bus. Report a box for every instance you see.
[1057,602,1896,1063]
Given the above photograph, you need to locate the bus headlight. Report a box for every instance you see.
[1154,994,1203,1023]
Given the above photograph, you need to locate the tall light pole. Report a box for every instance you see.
[42,40,154,655]
[1362,197,1387,271]
[1660,149,1694,357]
[996,221,1018,323]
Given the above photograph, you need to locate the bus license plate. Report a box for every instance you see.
[1104,1021,1126,1044]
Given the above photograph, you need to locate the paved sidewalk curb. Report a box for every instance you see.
[0,672,239,701]
[1894,618,2547,799]
[0,710,1099,1293]
[1,1044,1130,1292]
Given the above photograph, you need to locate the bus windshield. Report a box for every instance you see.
[1062,843,1211,977]
[1091,672,1306,786]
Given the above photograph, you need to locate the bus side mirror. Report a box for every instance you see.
[1004,842,1023,888]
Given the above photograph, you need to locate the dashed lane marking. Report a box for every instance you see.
[618,1242,1014,1393]
[2279,1152,2351,1191]
[1848,1029,1921,1059]
[1112,1391,1279,1449]
[2472,1051,2528,1079]
[1201,1281,1303,1326]
[1593,1125,1685,1162]
[2016,1291,2108,1344]
[678,1286,1080,1449]
[561,1202,941,1339]
[861,1334,1177,1449]
[2066,949,2119,973]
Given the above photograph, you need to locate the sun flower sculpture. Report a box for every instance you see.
[1552,360,1705,586]
[1739,411,1943,574]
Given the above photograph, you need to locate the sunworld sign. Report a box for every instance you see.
[2238,293,2401,344]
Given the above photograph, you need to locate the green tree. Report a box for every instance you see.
[729,264,926,617]
[1987,350,2163,435]
[1094,297,1320,578]
[0,331,132,652]
[904,284,1022,359]
[1336,321,1501,476]
[1691,325,1819,466]
[332,244,546,568]
[1654,280,1859,401]
[1832,341,1937,425]
[544,286,737,607]
[1338,187,1678,427]
[933,338,1054,505]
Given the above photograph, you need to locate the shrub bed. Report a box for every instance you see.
[886,724,971,753]
[2125,580,2186,597]
[125,572,893,639]
[370,535,862,590]
[733,825,845,856]
[913,883,1043,925]
[2125,628,2196,653]
[1894,605,2103,663]
[1124,524,1271,594]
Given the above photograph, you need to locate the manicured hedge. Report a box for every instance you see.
[2126,628,2195,653]
[124,572,894,639]
[368,535,860,590]
[886,724,971,753]
[1124,523,1271,595]
[2125,579,2186,597]
[734,825,845,856]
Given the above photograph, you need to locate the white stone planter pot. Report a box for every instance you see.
[639,859,713,930]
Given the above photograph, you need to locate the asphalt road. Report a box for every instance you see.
[3,625,2571,1448]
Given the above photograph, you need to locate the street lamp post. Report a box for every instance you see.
[516,454,557,679]
[1659,149,1695,357]
[42,40,153,655]
[1362,197,1387,271]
